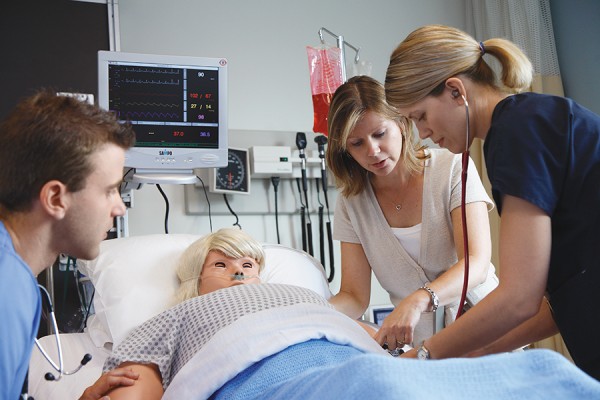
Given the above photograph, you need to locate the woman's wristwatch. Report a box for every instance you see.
[419,285,439,312]
[417,342,431,360]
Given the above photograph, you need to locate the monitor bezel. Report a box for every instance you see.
[98,50,228,171]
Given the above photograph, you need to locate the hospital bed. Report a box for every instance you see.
[28,234,600,399]
[28,233,332,399]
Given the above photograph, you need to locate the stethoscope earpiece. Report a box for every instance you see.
[452,89,468,106]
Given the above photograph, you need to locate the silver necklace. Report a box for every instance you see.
[380,173,412,212]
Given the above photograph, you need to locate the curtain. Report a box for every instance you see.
[465,0,572,361]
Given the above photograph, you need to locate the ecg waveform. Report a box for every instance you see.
[123,66,181,74]
[124,102,180,108]
[119,111,181,120]
[108,64,184,122]
[123,78,181,85]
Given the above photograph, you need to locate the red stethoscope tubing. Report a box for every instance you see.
[456,150,470,319]
[455,94,471,320]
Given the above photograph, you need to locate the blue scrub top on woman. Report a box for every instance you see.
[484,92,600,379]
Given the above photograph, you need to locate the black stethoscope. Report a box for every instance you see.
[21,285,92,399]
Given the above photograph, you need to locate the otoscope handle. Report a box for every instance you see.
[296,131,307,151]
[301,167,308,194]
[314,134,329,207]
[297,132,309,192]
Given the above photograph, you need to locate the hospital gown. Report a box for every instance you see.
[104,283,337,388]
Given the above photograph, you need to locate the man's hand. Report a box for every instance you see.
[79,367,139,400]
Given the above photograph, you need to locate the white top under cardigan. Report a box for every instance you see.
[334,148,499,345]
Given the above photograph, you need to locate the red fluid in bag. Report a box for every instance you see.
[312,92,333,136]
[306,45,343,136]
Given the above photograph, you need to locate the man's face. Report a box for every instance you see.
[57,143,126,260]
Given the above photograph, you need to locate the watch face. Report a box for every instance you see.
[417,346,430,360]
[213,148,250,194]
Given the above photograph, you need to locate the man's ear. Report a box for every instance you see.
[39,180,70,219]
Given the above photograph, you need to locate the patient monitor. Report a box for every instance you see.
[97,51,229,178]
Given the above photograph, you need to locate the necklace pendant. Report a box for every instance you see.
[395,204,402,211]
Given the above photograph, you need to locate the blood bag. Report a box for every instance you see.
[306,45,344,136]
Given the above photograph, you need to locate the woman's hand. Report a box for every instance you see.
[400,348,418,358]
[374,289,430,348]
[79,367,139,400]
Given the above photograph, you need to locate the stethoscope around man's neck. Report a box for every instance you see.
[21,285,92,399]
[453,88,471,320]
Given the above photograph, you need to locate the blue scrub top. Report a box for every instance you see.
[484,92,600,379]
[0,221,42,400]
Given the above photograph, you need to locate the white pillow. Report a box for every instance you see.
[78,234,331,348]
[261,243,332,299]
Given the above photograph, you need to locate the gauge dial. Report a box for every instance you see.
[213,148,250,194]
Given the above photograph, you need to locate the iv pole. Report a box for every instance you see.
[313,28,361,282]
[318,27,360,82]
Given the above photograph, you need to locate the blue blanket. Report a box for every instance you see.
[213,339,600,400]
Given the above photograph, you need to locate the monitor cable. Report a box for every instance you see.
[196,175,213,233]
[271,176,281,244]
[316,178,335,283]
[315,179,326,274]
[296,177,308,253]
[156,184,170,234]
[296,132,314,256]
[315,134,335,282]
[223,194,241,229]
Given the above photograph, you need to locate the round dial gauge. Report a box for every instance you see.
[215,149,249,193]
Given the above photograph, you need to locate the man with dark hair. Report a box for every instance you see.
[0,90,136,399]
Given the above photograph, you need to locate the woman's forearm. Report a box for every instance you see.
[467,298,558,356]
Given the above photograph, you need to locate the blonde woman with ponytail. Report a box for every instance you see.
[385,24,600,381]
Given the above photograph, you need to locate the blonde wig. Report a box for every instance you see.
[174,228,265,304]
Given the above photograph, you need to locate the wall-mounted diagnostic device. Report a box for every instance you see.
[250,146,293,178]
[209,148,251,195]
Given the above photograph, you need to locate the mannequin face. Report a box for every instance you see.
[198,250,261,295]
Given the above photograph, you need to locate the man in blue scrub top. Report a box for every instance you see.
[0,90,135,400]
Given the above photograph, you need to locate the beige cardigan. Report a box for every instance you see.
[334,148,499,345]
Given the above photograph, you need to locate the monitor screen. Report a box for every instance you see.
[98,50,228,172]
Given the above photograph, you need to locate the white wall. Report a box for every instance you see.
[117,0,467,305]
